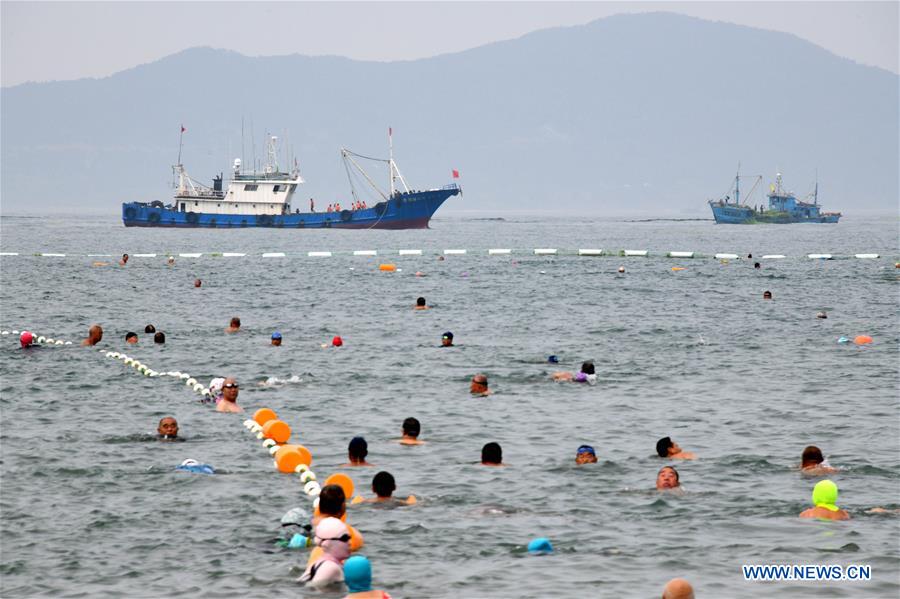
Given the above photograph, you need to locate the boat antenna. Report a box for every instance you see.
[241,116,245,175]
[388,127,395,198]
[177,124,185,166]
[814,168,818,205]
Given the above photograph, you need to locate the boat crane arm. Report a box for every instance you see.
[341,149,389,201]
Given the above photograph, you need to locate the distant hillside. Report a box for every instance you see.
[2,12,897,215]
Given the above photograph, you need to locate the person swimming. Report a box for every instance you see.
[763,290,773,300]
[575,445,597,465]
[656,437,696,460]
[278,506,314,548]
[297,517,351,588]
[398,417,424,445]
[343,556,393,599]
[215,377,243,413]
[800,479,850,520]
[656,466,681,491]
[354,471,417,505]
[225,317,241,333]
[81,324,103,346]
[481,442,503,466]
[470,374,493,396]
[343,437,374,467]
[157,416,179,440]
[800,445,837,474]
[552,361,597,385]
[125,332,138,344]
[414,297,429,310]
[441,331,454,347]
[271,331,282,346]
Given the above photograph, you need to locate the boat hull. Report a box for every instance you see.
[122,186,460,229]
[709,203,840,224]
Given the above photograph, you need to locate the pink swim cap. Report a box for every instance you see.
[332,336,343,347]
[20,331,33,347]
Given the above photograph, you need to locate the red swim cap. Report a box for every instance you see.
[20,331,33,347]
[332,336,343,347]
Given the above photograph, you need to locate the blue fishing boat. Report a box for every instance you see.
[708,168,840,224]
[122,130,460,229]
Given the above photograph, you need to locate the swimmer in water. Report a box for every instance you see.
[481,442,504,466]
[194,279,202,288]
[398,417,424,445]
[343,437,374,467]
[656,466,680,490]
[441,331,454,347]
[343,555,393,599]
[800,445,837,475]
[552,360,597,384]
[354,471,417,505]
[125,332,138,344]
[154,331,165,344]
[754,262,761,270]
[575,445,598,465]
[314,484,347,526]
[167,256,175,266]
[470,373,493,396]
[144,324,156,334]
[763,290,772,300]
[271,331,282,346]
[800,479,850,520]
[414,296,429,310]
[816,311,828,319]
[656,437,696,460]
[298,517,351,588]
[81,324,103,346]
[225,317,241,333]
[661,577,695,599]
[215,377,243,413]
[617,266,625,273]
[157,416,179,440]
[118,253,129,266]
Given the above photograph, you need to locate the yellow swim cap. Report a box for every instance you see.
[812,479,840,511]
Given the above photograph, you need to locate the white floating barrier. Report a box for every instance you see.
[761,255,786,259]
[488,249,512,255]
[578,249,603,256]
[41,253,66,257]
[808,254,833,259]
[133,253,157,258]
[668,251,694,258]
[262,252,286,258]
[353,250,377,256]
[308,251,332,257]
[0,252,19,256]
[715,253,738,260]
[534,249,557,255]
[623,250,648,257]
[87,254,112,257]
[222,252,246,257]
[399,249,422,256]
[855,253,879,259]
[444,249,467,255]
[179,253,202,258]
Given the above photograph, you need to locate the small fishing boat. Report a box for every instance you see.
[708,168,840,224]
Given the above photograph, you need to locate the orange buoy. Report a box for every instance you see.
[671,267,685,271]
[262,419,291,444]
[253,408,277,426]
[275,447,302,473]
[347,524,364,551]
[324,472,355,500]
[854,335,873,345]
[379,263,397,271]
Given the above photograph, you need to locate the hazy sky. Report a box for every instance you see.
[1,1,897,87]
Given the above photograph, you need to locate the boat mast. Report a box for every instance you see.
[814,169,818,205]
[735,162,740,205]
[389,127,395,197]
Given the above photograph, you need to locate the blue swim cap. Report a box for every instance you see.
[343,555,373,593]
[272,331,282,339]
[576,445,596,457]
[548,355,559,363]
[175,459,214,475]
[527,537,553,554]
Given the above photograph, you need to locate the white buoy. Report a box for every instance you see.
[45,338,55,344]
[623,250,649,257]
[262,252,286,258]
[222,252,246,257]
[444,249,466,255]
[55,340,64,345]
[715,253,739,260]
[243,419,255,428]
[179,374,191,380]
[304,481,321,496]
[192,383,204,393]
[488,248,512,255]
[256,432,265,440]
[808,254,832,259]
[353,250,377,256]
[398,249,422,255]
[294,464,310,474]
[185,377,197,386]
[262,439,276,447]
[268,445,280,456]
[36,336,46,343]
[534,248,557,255]
[300,471,316,483]
[761,255,786,259]
[667,251,694,258]
[308,251,332,257]
[578,249,603,256]
[855,253,879,259]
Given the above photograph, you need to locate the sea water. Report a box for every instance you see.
[0,214,898,598]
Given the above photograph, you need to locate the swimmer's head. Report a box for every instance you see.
[580,361,595,375]
[617,266,625,273]
[271,331,282,346]
[314,517,351,559]
[441,331,454,346]
[280,507,312,535]
[470,373,489,394]
[656,437,674,458]
[402,417,420,438]
[332,335,343,347]
[349,436,368,462]
[754,262,761,269]
[87,324,103,344]
[801,445,824,468]
[372,471,396,498]
[221,377,239,402]
[416,296,426,307]
[194,279,202,288]
[318,484,347,518]
[812,479,840,511]
[144,324,156,334]
[527,537,554,554]
[481,442,502,465]
[229,317,241,329]
[343,555,373,593]
[125,332,138,344]
[576,445,597,464]
[547,355,559,364]
[763,290,772,299]
[158,416,178,438]
[816,311,827,319]
[656,466,680,490]
[154,331,165,344]
[19,331,33,348]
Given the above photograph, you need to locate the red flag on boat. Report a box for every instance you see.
[452,169,460,178]
[388,127,392,136]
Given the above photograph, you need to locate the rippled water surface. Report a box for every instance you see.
[1,214,898,598]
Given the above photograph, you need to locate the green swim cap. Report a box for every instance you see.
[812,479,839,511]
